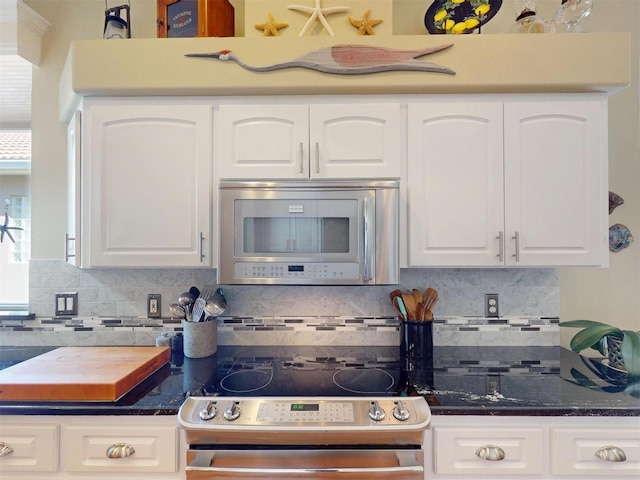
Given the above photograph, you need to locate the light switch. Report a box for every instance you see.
[55,292,78,317]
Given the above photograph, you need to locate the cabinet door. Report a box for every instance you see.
[433,426,544,476]
[504,100,608,266]
[63,424,178,473]
[66,110,81,266]
[217,104,309,179]
[407,103,504,266]
[550,427,640,476]
[83,103,212,267]
[310,104,402,179]
[0,423,59,473]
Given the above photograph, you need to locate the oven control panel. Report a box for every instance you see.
[257,401,355,423]
[179,397,432,430]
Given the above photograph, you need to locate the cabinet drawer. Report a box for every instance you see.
[63,424,178,473]
[551,427,640,476]
[0,424,59,472]
[433,426,544,475]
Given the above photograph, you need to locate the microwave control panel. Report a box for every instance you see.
[233,263,360,281]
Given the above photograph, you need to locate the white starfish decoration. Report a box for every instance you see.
[288,0,350,36]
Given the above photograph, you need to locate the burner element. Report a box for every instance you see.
[219,369,273,393]
[333,368,395,394]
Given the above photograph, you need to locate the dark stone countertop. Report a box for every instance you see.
[0,345,638,417]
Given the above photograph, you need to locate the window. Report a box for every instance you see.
[6,195,31,263]
[0,130,31,307]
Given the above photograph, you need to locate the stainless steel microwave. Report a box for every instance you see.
[217,180,399,285]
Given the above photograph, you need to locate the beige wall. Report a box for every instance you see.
[25,1,640,341]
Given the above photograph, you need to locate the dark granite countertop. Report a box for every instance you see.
[0,345,638,417]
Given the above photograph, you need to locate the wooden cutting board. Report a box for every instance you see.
[0,346,171,402]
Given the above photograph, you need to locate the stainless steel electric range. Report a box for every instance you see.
[178,345,431,479]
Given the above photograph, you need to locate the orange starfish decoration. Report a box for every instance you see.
[255,12,289,36]
[348,10,382,35]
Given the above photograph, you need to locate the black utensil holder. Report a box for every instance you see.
[400,320,434,391]
[401,320,433,365]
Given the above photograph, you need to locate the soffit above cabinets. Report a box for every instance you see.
[59,32,630,122]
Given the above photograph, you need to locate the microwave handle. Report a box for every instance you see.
[363,197,373,282]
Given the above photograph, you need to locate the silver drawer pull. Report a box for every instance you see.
[106,443,135,459]
[596,445,627,462]
[476,445,505,461]
[0,442,14,457]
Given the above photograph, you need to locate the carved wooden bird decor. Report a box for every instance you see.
[185,44,455,75]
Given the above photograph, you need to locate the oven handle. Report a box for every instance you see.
[187,449,423,476]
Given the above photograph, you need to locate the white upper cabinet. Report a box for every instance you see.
[408,97,608,267]
[217,103,402,179]
[503,100,608,267]
[79,101,213,267]
[407,102,505,267]
[66,110,82,267]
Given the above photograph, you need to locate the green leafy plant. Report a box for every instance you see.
[560,320,640,378]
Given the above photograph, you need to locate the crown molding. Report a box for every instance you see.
[0,0,50,64]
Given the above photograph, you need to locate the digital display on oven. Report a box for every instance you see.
[291,403,319,411]
[288,265,304,272]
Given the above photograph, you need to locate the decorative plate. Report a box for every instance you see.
[425,0,502,35]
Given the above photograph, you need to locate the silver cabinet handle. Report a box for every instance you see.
[106,443,135,459]
[199,232,205,262]
[299,142,304,174]
[596,445,627,462]
[0,441,14,457]
[496,231,504,263]
[512,231,520,262]
[315,142,320,174]
[65,233,76,261]
[476,445,505,461]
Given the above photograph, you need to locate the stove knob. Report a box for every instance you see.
[198,401,217,421]
[368,401,386,421]
[393,401,411,421]
[223,402,241,421]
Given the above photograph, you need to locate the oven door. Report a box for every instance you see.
[186,447,424,479]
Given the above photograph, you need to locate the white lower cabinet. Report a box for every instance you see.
[0,415,184,480]
[433,426,544,476]
[0,423,59,473]
[426,416,640,479]
[550,427,640,476]
[63,424,178,473]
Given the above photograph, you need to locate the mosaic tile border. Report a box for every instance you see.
[0,315,558,331]
[0,316,559,347]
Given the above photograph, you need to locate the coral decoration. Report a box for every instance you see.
[288,0,350,36]
[348,10,382,35]
[255,13,289,36]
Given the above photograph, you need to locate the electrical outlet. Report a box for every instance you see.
[147,294,161,318]
[55,292,78,317]
[485,293,499,318]
[486,375,501,395]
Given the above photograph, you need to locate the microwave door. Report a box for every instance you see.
[223,191,375,284]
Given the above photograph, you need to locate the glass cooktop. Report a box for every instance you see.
[183,345,406,397]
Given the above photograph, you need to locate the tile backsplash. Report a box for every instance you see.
[28,260,559,319]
